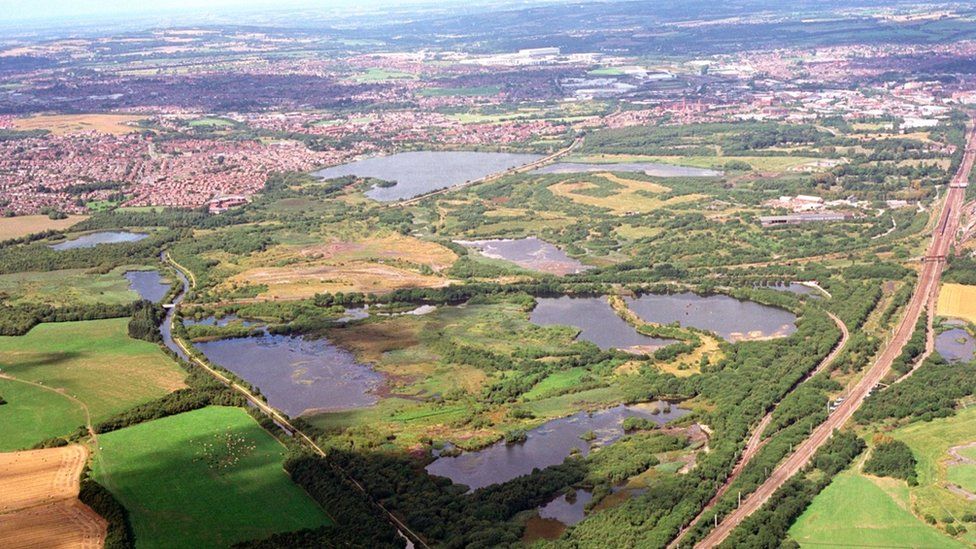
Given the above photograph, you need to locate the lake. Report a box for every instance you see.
[50,231,148,250]
[455,237,589,275]
[124,270,170,303]
[425,402,687,490]
[313,151,542,201]
[624,292,797,342]
[536,162,721,177]
[194,333,383,417]
[530,296,673,351]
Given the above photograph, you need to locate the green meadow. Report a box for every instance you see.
[92,406,332,548]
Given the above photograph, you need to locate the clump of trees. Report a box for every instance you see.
[856,355,976,423]
[127,300,165,343]
[864,437,917,485]
[78,476,135,549]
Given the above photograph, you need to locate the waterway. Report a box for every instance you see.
[425,402,687,490]
[313,151,543,201]
[624,292,797,341]
[50,231,147,250]
[530,296,673,351]
[455,237,589,275]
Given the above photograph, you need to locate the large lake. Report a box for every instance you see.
[426,402,687,490]
[313,151,542,201]
[124,270,170,303]
[456,237,589,275]
[624,293,797,341]
[537,162,721,177]
[50,231,148,250]
[530,296,673,351]
[195,333,383,417]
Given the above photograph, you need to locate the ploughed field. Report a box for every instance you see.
[0,445,106,549]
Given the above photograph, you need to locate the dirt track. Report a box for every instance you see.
[0,445,106,549]
[696,118,975,548]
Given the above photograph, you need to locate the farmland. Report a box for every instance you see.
[938,283,976,324]
[0,319,186,429]
[0,267,149,306]
[788,469,965,548]
[0,378,86,451]
[91,406,332,548]
[11,114,144,135]
[0,215,87,241]
[0,445,106,549]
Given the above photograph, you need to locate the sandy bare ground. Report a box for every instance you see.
[0,445,106,549]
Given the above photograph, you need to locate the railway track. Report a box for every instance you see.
[694,117,975,548]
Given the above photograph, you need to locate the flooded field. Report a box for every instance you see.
[537,162,721,177]
[50,231,147,250]
[425,402,687,490]
[624,292,796,341]
[456,237,589,275]
[313,151,542,201]
[195,333,383,417]
[124,270,170,303]
[530,296,673,351]
[936,325,976,363]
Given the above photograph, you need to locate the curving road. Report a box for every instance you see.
[696,117,974,548]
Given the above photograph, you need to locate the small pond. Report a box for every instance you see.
[313,151,543,201]
[194,333,383,417]
[124,270,171,303]
[523,489,594,542]
[530,296,673,351]
[624,292,797,342]
[936,326,976,363]
[536,162,721,177]
[456,237,589,275]
[425,402,687,491]
[50,231,147,250]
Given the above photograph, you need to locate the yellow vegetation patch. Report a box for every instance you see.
[0,215,87,241]
[227,232,457,297]
[13,114,144,135]
[938,283,976,324]
[549,173,702,215]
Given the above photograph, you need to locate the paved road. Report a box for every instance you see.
[669,312,849,549]
[696,118,974,548]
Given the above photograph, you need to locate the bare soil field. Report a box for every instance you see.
[0,215,87,241]
[0,445,106,549]
[13,114,143,135]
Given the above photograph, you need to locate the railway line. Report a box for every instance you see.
[694,117,974,548]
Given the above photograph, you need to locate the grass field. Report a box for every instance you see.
[419,86,501,97]
[789,470,965,548]
[938,283,976,324]
[0,266,150,306]
[349,68,417,82]
[0,214,87,241]
[92,406,331,548]
[0,378,86,451]
[12,114,143,135]
[0,319,186,426]
[187,117,235,127]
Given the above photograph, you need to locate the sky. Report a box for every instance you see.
[1,0,471,22]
